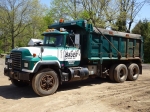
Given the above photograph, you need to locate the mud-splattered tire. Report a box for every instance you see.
[114,64,128,83]
[127,63,139,81]
[109,64,117,82]
[32,68,59,96]
[11,79,28,87]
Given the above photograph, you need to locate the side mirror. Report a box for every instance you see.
[41,47,44,53]
[75,34,80,48]
[75,34,80,44]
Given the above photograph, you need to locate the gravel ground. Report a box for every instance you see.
[0,58,150,112]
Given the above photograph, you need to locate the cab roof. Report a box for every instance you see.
[49,19,86,29]
[42,29,68,35]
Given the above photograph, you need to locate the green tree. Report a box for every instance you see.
[0,0,33,49]
[0,0,48,50]
[48,0,147,30]
[48,0,70,21]
[27,0,47,39]
[132,20,150,63]
[43,12,54,28]
[114,0,147,32]
[49,0,111,28]
[80,0,111,28]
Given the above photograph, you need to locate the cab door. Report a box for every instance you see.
[64,34,81,67]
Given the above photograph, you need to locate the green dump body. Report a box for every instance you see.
[85,28,143,61]
[49,20,144,63]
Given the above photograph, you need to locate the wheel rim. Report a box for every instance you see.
[119,68,126,79]
[40,74,55,91]
[132,67,138,77]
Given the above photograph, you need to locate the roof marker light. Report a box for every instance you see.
[59,18,64,23]
[60,28,65,32]
[46,29,56,32]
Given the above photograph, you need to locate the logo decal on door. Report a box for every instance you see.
[65,51,78,59]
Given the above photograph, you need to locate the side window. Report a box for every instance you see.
[66,35,75,47]
[49,37,56,44]
[55,35,63,46]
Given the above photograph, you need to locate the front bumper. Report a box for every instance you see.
[4,68,30,81]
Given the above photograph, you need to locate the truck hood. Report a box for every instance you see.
[12,47,59,57]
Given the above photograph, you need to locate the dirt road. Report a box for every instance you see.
[0,59,150,112]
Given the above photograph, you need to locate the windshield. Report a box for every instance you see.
[43,34,64,47]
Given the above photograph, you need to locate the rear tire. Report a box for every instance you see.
[127,63,139,81]
[109,64,117,81]
[114,64,128,83]
[32,68,59,96]
[11,79,28,87]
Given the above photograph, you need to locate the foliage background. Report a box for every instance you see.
[0,0,149,62]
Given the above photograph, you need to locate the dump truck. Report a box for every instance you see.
[4,19,143,96]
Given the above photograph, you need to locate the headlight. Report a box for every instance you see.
[8,59,12,63]
[24,62,28,68]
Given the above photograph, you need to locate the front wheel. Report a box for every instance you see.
[32,68,59,96]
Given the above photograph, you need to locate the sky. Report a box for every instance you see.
[40,0,150,29]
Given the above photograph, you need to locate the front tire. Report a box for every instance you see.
[32,68,59,96]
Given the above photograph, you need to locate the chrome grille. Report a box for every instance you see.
[10,52,22,70]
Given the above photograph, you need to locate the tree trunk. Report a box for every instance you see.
[127,21,133,33]
[11,35,14,49]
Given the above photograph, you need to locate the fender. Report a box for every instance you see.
[22,60,61,73]
[33,61,61,73]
